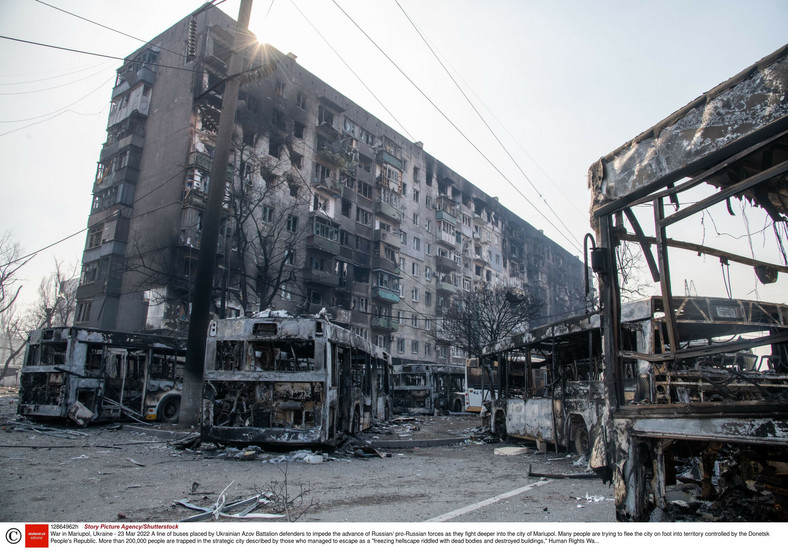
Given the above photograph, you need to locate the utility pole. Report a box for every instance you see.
[180,0,254,428]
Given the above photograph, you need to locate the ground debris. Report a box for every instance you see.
[174,482,284,522]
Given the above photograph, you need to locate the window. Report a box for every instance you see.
[315,162,331,182]
[286,215,299,232]
[75,301,92,323]
[463,277,471,291]
[284,250,295,265]
[352,296,368,312]
[272,109,285,129]
[262,205,274,223]
[424,318,432,331]
[412,213,419,226]
[356,207,372,226]
[358,181,372,199]
[80,262,99,285]
[411,340,419,354]
[86,225,103,249]
[424,292,432,306]
[342,199,352,217]
[275,79,285,98]
[397,338,405,353]
[426,195,432,209]
[425,220,432,233]
[281,284,293,300]
[290,152,302,169]
[318,105,334,126]
[411,262,419,276]
[424,343,432,357]
[413,189,420,202]
[411,315,419,328]
[400,231,407,246]
[411,288,419,302]
[425,267,432,281]
[296,91,306,110]
[413,167,420,183]
[413,237,420,251]
[399,256,406,270]
[294,121,305,139]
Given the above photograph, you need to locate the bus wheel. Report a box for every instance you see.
[573,422,590,456]
[453,398,463,413]
[494,411,507,440]
[351,408,360,434]
[159,396,181,423]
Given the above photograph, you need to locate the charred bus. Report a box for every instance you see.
[391,363,465,415]
[17,327,185,425]
[486,298,788,461]
[201,314,391,447]
[588,44,788,520]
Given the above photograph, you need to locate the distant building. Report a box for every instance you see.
[75,5,585,366]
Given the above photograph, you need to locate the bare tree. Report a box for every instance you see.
[228,138,311,314]
[0,304,29,382]
[436,284,543,398]
[616,242,657,302]
[0,230,30,316]
[32,259,79,329]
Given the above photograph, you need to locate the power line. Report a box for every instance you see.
[0,34,197,73]
[394,0,582,249]
[329,0,582,254]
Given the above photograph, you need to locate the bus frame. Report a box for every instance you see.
[201,314,391,447]
[17,327,185,425]
[391,363,465,415]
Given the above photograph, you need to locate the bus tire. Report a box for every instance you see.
[159,396,181,423]
[573,422,590,456]
[351,407,360,434]
[453,398,463,413]
[494,410,507,440]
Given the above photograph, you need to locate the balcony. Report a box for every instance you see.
[372,256,400,275]
[306,235,340,255]
[372,287,400,304]
[436,281,457,295]
[435,210,457,227]
[374,229,401,247]
[303,268,340,287]
[100,133,145,162]
[435,255,459,273]
[437,230,456,247]
[314,176,343,198]
[371,316,399,332]
[376,149,403,171]
[374,200,401,222]
[187,151,235,180]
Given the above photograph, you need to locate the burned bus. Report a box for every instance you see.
[201,314,391,447]
[486,298,788,461]
[588,44,788,520]
[18,327,185,425]
[391,363,465,415]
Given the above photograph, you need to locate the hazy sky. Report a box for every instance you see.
[1,0,787,310]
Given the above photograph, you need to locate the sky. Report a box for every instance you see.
[0,0,787,312]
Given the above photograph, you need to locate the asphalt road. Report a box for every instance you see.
[0,392,615,523]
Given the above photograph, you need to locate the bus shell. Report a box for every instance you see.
[202,314,391,447]
[17,327,185,424]
[391,363,465,415]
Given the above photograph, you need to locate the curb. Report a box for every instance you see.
[369,436,468,449]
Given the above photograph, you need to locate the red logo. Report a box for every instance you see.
[25,524,48,548]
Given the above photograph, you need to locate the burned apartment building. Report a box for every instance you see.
[74,5,584,366]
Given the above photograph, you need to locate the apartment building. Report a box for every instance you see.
[75,5,585,366]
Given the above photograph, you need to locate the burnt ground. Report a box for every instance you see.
[0,387,615,523]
